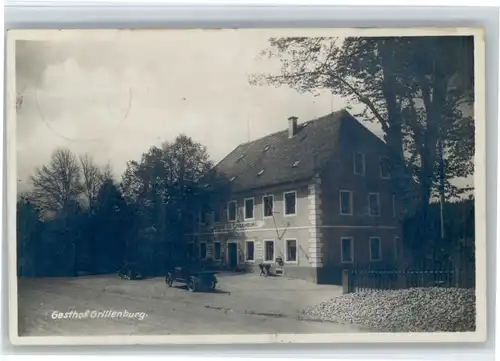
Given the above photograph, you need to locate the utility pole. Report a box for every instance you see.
[436,57,446,269]
[438,136,446,242]
[433,55,446,266]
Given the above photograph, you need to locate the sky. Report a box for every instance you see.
[15,30,471,195]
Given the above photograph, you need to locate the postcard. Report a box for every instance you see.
[6,28,486,345]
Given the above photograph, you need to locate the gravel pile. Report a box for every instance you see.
[301,287,476,332]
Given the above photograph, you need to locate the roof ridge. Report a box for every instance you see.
[237,109,347,148]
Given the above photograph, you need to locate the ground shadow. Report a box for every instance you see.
[117,275,157,281]
[214,271,252,277]
[170,284,230,294]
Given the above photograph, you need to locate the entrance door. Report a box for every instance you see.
[227,242,238,269]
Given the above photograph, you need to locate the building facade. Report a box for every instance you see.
[187,109,403,284]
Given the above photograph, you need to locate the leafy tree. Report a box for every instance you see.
[16,194,43,276]
[92,178,132,273]
[63,199,88,275]
[120,134,214,272]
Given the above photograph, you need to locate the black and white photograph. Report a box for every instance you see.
[7,28,486,345]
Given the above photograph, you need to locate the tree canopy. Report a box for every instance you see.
[17,135,217,277]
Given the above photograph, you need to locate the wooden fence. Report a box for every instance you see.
[343,265,475,294]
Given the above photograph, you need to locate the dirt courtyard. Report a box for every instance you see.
[17,272,364,336]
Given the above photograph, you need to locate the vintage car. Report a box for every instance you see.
[165,266,218,292]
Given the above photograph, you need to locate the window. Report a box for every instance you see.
[214,204,221,223]
[205,212,214,226]
[284,191,297,216]
[369,237,382,261]
[244,198,254,220]
[200,242,207,260]
[213,242,221,260]
[354,152,365,175]
[380,156,391,179]
[263,195,274,218]
[227,201,237,222]
[368,193,380,216]
[339,190,353,215]
[394,237,400,260]
[199,204,212,224]
[245,240,255,262]
[285,239,297,263]
[340,237,353,263]
[264,240,274,262]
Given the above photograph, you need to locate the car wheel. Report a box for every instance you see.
[187,278,197,292]
[210,279,217,290]
[166,275,173,287]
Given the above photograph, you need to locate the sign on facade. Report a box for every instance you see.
[212,221,265,233]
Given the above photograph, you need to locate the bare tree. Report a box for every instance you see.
[79,154,103,214]
[31,148,83,213]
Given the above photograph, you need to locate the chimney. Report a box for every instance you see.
[288,116,298,138]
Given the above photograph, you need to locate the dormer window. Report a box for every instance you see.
[257,169,264,176]
[237,154,245,161]
[292,160,300,168]
[229,176,236,183]
[264,146,270,152]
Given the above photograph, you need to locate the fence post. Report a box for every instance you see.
[342,269,350,294]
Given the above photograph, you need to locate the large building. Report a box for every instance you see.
[187,109,403,284]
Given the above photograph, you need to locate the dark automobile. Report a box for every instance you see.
[118,262,145,280]
[165,266,217,292]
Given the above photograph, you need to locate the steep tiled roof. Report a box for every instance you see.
[211,109,373,193]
